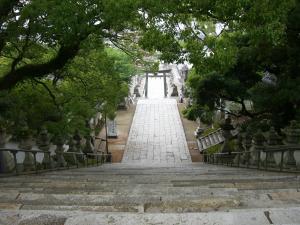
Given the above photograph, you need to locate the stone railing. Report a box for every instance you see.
[204,121,300,172]
[0,126,111,176]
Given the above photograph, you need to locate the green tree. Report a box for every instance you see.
[0,0,142,89]
[0,40,135,137]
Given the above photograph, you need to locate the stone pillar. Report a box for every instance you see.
[163,72,167,97]
[18,125,34,171]
[145,72,148,98]
[0,126,15,172]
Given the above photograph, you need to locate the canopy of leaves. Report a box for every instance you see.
[137,0,299,128]
[1,0,299,134]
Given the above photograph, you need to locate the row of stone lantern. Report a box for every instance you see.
[227,121,300,169]
[0,124,97,173]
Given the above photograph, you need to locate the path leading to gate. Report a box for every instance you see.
[122,98,191,165]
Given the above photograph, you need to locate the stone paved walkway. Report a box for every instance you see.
[122,99,191,165]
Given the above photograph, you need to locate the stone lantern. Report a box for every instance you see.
[181,64,189,82]
[38,127,52,169]
[73,130,82,152]
[18,124,34,171]
[220,117,234,153]
[83,135,94,154]
[54,135,66,167]
[250,129,265,165]
[0,126,14,172]
[282,121,299,167]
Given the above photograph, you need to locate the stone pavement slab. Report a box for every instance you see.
[122,99,191,165]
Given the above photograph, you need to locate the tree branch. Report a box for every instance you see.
[0,41,82,90]
[11,22,31,71]
[110,39,138,60]
[33,78,60,110]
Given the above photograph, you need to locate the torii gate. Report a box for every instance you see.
[144,69,172,98]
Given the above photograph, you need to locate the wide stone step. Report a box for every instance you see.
[0,181,299,194]
[0,176,298,191]
[1,208,300,225]
[1,187,299,213]
[0,194,241,213]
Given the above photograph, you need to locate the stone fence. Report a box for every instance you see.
[205,120,300,172]
[0,126,111,175]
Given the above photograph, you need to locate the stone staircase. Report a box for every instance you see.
[0,163,300,225]
[197,129,239,152]
[197,129,224,152]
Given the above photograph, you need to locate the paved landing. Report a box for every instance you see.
[122,99,191,165]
